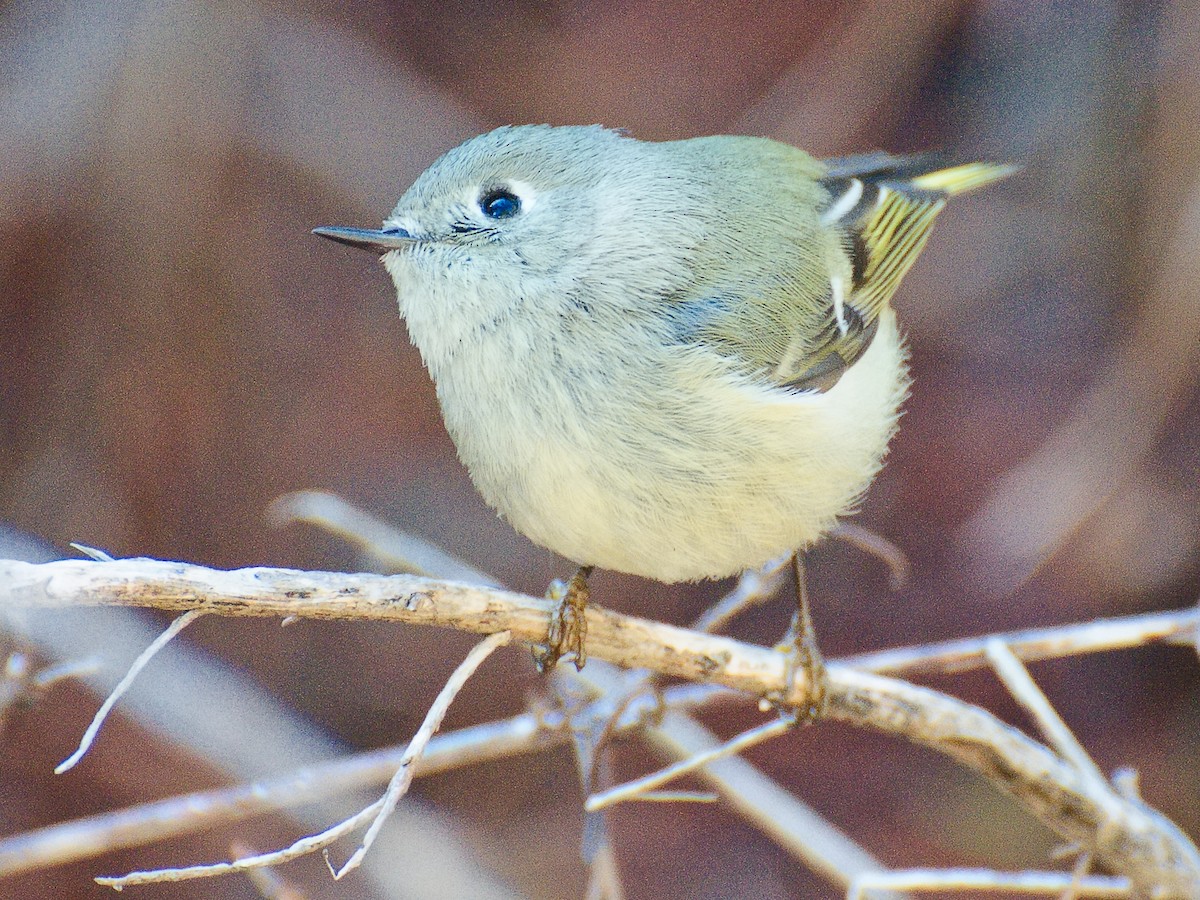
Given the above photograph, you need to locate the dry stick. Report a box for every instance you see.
[3,559,1199,897]
[691,555,791,634]
[331,630,511,879]
[95,799,385,889]
[0,709,556,877]
[27,656,104,690]
[983,638,1111,795]
[829,522,912,590]
[842,606,1200,675]
[95,630,512,888]
[586,718,791,812]
[626,791,718,804]
[55,610,204,773]
[268,490,500,588]
[230,842,310,900]
[287,503,903,895]
[847,868,1130,898]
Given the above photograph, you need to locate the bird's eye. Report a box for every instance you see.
[479,188,521,220]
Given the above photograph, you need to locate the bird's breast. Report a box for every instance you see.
[422,299,908,582]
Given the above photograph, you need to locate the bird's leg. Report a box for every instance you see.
[535,564,594,672]
[782,553,828,720]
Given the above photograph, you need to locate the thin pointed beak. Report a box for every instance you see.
[311,225,416,252]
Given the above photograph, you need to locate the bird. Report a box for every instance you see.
[314,125,1013,709]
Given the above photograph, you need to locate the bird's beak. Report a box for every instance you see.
[311,225,416,253]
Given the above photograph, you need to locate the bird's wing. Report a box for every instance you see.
[778,158,1016,392]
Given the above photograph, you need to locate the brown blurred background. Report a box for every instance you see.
[2,0,1199,897]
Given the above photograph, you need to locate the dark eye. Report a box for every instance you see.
[479,188,521,219]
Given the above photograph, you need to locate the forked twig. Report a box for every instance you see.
[983,638,1110,793]
[95,630,511,888]
[586,718,791,812]
[3,558,1198,896]
[330,630,511,878]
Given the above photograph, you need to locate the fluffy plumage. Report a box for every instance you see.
[317,125,1010,581]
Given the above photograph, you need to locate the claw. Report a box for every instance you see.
[534,565,593,672]
[775,554,829,721]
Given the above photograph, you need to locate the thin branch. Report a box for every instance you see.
[332,630,511,878]
[268,490,500,588]
[842,607,1200,675]
[95,799,384,888]
[691,555,790,634]
[626,791,718,804]
[55,610,204,773]
[847,868,1130,898]
[984,638,1111,792]
[586,718,791,812]
[231,843,310,900]
[829,522,912,590]
[29,655,104,690]
[96,630,512,888]
[3,558,1199,897]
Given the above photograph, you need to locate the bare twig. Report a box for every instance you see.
[55,610,204,773]
[3,558,1198,896]
[586,718,791,812]
[269,490,499,588]
[984,639,1110,792]
[842,607,1200,676]
[95,800,384,888]
[847,868,1130,898]
[28,655,104,690]
[625,791,718,804]
[331,630,511,878]
[96,630,512,888]
[691,555,791,634]
[829,522,912,591]
[231,843,310,900]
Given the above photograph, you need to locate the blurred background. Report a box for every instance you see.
[2,0,1199,897]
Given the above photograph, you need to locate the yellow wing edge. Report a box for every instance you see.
[909,161,1021,196]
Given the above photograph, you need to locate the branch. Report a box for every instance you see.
[3,557,1199,897]
[0,557,797,698]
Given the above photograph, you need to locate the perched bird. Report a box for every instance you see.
[315,125,1012,701]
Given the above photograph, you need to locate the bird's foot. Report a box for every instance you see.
[534,565,593,672]
[779,606,828,722]
[767,553,828,722]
